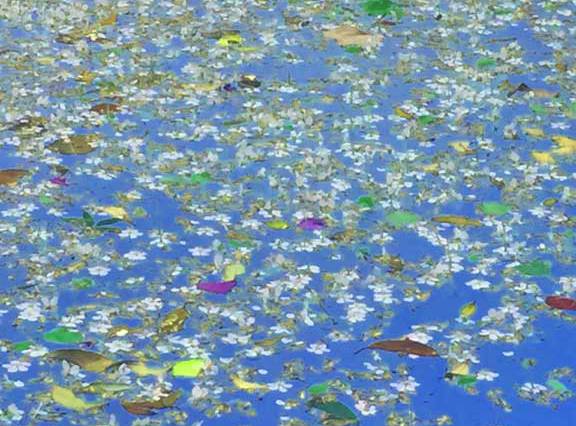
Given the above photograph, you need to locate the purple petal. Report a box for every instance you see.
[298,218,325,231]
[50,176,68,186]
[197,280,237,294]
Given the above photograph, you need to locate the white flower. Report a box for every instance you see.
[466,279,491,290]
[124,250,147,261]
[306,342,330,355]
[479,328,503,341]
[119,228,143,239]
[3,360,31,373]
[390,376,420,394]
[189,247,212,256]
[345,302,374,323]
[355,400,377,416]
[519,382,548,396]
[6,403,24,421]
[477,370,499,381]
[104,340,133,353]
[88,265,110,276]
[16,302,43,322]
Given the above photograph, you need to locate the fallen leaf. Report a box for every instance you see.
[450,141,476,155]
[49,134,99,155]
[43,327,84,344]
[48,349,115,372]
[171,359,207,378]
[266,219,290,230]
[0,169,26,185]
[532,150,555,164]
[231,375,269,392]
[323,25,383,49]
[308,399,358,421]
[551,135,576,155]
[91,103,121,114]
[223,262,245,281]
[51,385,103,412]
[121,390,181,416]
[432,215,481,227]
[545,295,576,311]
[524,127,545,138]
[159,307,189,334]
[459,301,477,319]
[96,206,130,222]
[354,338,438,356]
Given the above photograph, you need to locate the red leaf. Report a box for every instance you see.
[545,295,576,311]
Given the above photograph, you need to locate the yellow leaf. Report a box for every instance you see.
[98,12,117,27]
[323,25,383,48]
[217,33,243,47]
[128,362,169,378]
[97,206,130,222]
[77,70,96,84]
[223,262,245,281]
[37,56,55,65]
[551,135,576,155]
[394,107,414,120]
[532,151,555,164]
[523,128,545,138]
[159,307,189,334]
[423,163,439,173]
[51,385,102,412]
[171,359,207,378]
[459,301,477,319]
[450,362,470,376]
[231,375,268,392]
[266,219,289,230]
[449,141,475,155]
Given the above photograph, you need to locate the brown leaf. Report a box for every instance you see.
[323,25,383,48]
[49,134,99,155]
[48,349,115,373]
[90,103,121,114]
[0,169,26,185]
[355,339,438,357]
[121,390,181,416]
[159,307,189,334]
[432,215,481,227]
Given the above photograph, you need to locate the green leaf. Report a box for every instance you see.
[530,104,547,115]
[457,375,477,386]
[345,45,363,54]
[308,383,329,396]
[63,218,84,225]
[71,277,95,290]
[39,194,55,205]
[362,0,403,18]
[417,115,437,125]
[96,218,123,226]
[476,57,497,69]
[357,196,375,209]
[43,327,84,344]
[547,379,569,393]
[309,400,357,421]
[386,211,420,227]
[479,202,511,216]
[171,359,206,378]
[12,341,33,352]
[82,210,94,227]
[188,172,211,185]
[515,260,551,276]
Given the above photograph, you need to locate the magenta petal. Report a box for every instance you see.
[50,176,68,186]
[298,218,325,231]
[197,280,237,294]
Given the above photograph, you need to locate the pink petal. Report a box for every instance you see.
[298,218,325,231]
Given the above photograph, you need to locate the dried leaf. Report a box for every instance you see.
[432,215,481,227]
[355,338,438,357]
[49,134,99,155]
[323,25,383,48]
[0,169,26,185]
[121,390,181,416]
[159,307,189,334]
[48,349,115,372]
